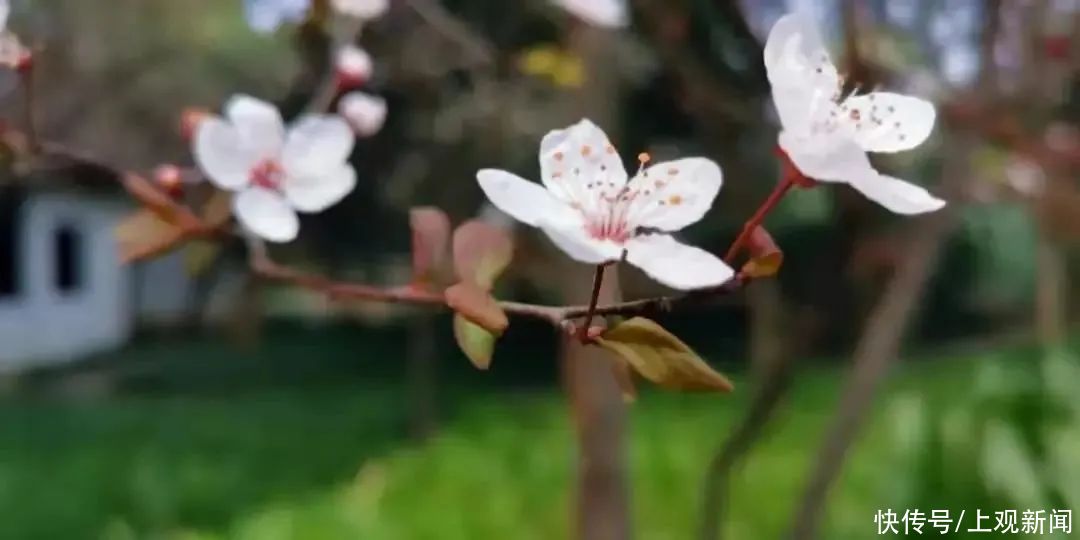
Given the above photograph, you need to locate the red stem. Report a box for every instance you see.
[723,175,795,264]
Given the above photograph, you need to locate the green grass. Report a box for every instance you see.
[0,326,1044,539]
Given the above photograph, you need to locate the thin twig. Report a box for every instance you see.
[406,0,494,67]
[19,63,38,153]
[724,174,796,263]
[578,264,606,339]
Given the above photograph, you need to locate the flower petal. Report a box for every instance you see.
[551,0,628,28]
[338,92,387,137]
[284,163,357,213]
[234,187,300,242]
[476,169,577,228]
[538,118,628,212]
[0,0,9,31]
[763,13,840,133]
[624,158,723,232]
[539,222,624,264]
[332,0,389,20]
[779,131,876,183]
[625,234,734,290]
[840,92,936,153]
[282,115,355,178]
[335,45,374,82]
[225,95,286,160]
[848,173,946,215]
[193,117,259,190]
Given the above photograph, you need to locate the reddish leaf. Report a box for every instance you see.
[444,282,509,336]
[115,209,187,264]
[741,226,783,278]
[453,314,497,370]
[410,207,452,285]
[452,220,513,290]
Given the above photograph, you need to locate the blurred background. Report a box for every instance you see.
[0,0,1078,538]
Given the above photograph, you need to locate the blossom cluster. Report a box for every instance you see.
[3,3,945,293]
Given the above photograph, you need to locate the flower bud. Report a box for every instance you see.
[334,45,373,91]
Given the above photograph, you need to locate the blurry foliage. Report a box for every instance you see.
[885,350,1080,536]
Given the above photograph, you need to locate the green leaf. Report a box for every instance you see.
[452,220,513,290]
[444,282,509,336]
[596,317,733,393]
[453,314,497,370]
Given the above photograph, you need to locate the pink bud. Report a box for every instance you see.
[154,164,184,194]
[339,92,387,137]
[335,45,373,90]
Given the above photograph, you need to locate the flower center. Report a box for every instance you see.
[250,159,285,191]
[578,152,680,245]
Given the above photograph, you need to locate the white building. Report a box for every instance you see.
[0,182,199,373]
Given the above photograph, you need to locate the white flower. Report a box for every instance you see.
[332,0,388,20]
[764,14,945,215]
[243,0,310,33]
[194,95,357,242]
[551,0,628,28]
[477,119,733,290]
[0,0,9,31]
[338,92,387,136]
[335,44,373,85]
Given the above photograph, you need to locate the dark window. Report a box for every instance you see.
[0,189,22,298]
[55,224,83,293]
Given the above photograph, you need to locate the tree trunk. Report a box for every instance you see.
[562,266,631,540]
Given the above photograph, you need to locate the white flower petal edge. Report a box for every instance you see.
[477,169,578,228]
[285,163,358,213]
[194,117,258,190]
[226,95,286,159]
[283,115,355,177]
[476,119,734,290]
[628,158,723,232]
[339,92,388,136]
[0,0,9,32]
[765,13,944,215]
[332,0,388,20]
[625,234,733,290]
[234,187,300,242]
[848,173,946,215]
[551,0,629,28]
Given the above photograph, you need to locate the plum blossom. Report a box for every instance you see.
[338,92,387,136]
[477,119,733,290]
[551,0,628,28]
[764,14,945,215]
[194,96,357,242]
[332,0,389,20]
[243,0,309,33]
